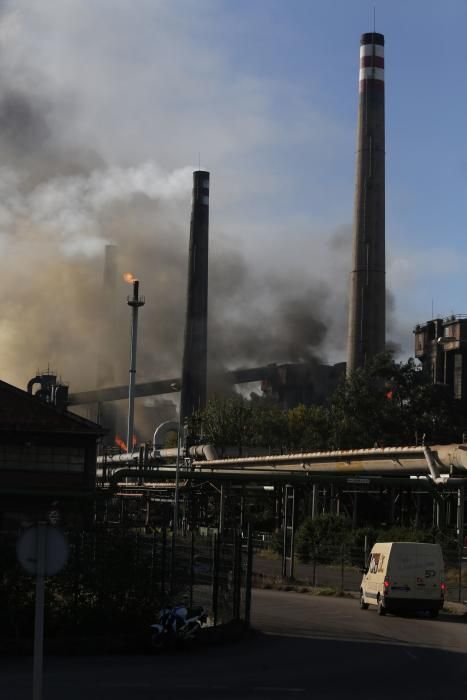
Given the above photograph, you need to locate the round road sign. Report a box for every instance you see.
[16,525,69,577]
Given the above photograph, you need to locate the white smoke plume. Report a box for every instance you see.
[0,1,379,435]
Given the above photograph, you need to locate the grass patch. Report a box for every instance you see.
[445,568,467,586]
[314,587,338,596]
[254,549,281,561]
[252,574,353,598]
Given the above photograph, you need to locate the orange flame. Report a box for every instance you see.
[114,434,138,452]
[123,272,136,284]
[115,435,127,452]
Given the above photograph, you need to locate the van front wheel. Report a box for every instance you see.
[377,600,386,616]
[360,593,369,610]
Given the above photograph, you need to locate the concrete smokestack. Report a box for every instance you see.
[96,244,119,442]
[179,170,210,422]
[346,32,386,374]
[97,244,118,388]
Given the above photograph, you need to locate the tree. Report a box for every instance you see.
[192,396,255,456]
[286,404,330,452]
[193,355,467,456]
[250,401,288,453]
[295,514,351,562]
[329,353,467,449]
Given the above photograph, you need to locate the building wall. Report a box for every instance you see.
[414,316,467,403]
[0,430,98,529]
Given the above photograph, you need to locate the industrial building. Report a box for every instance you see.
[0,28,462,557]
[260,361,345,409]
[414,316,467,403]
[0,376,104,529]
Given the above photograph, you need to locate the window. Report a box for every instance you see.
[454,354,463,400]
[0,444,85,473]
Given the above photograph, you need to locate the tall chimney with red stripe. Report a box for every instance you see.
[346,32,386,374]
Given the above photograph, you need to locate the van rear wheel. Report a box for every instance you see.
[428,609,439,619]
[359,593,369,610]
[377,600,386,616]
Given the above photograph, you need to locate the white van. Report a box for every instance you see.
[360,542,445,617]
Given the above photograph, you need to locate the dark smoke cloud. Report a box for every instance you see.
[0,43,357,441]
[208,273,328,370]
[0,90,49,156]
[0,84,347,393]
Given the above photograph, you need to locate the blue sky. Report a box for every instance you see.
[1,0,467,387]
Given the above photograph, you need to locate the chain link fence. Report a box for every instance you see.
[253,542,467,604]
[0,528,253,650]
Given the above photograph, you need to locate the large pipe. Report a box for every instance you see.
[97,443,217,468]
[153,421,179,449]
[126,279,145,452]
[98,443,467,477]
[423,445,443,484]
[179,170,210,422]
[27,375,49,395]
[192,444,467,477]
[347,32,386,374]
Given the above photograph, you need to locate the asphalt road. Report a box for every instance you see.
[252,588,467,652]
[1,590,466,700]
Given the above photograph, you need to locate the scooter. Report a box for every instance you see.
[150,603,207,651]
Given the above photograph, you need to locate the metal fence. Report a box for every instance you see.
[0,528,253,645]
[169,530,252,625]
[253,543,467,604]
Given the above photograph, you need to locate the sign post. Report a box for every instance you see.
[17,523,69,700]
[32,524,46,700]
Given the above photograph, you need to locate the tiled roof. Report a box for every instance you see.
[0,379,104,434]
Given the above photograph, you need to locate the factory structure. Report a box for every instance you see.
[81,31,389,437]
[2,29,466,546]
[414,316,467,404]
[0,374,103,530]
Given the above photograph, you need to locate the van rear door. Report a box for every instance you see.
[386,543,417,601]
[414,544,443,601]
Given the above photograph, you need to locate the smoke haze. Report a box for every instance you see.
[0,2,406,435]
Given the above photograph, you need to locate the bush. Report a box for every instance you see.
[295,514,352,563]
[294,518,456,566]
[373,526,432,544]
[269,529,284,556]
[0,529,166,640]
